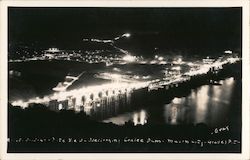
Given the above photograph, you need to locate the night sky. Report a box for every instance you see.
[8,7,242,55]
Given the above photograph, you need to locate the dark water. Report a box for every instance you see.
[85,77,240,128]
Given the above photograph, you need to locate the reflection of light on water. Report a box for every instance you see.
[212,86,222,102]
[101,77,236,127]
[191,91,196,99]
[102,109,148,126]
[170,106,178,124]
[195,85,209,123]
[164,103,180,125]
[225,77,234,85]
[133,113,138,125]
[140,110,147,124]
[164,103,181,124]
[164,78,235,126]
[220,77,234,104]
[133,110,147,126]
[208,77,235,126]
[194,78,235,125]
[210,78,234,104]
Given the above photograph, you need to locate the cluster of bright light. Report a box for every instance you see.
[185,57,240,76]
[90,39,113,43]
[187,62,195,66]
[227,57,240,64]
[148,75,188,91]
[224,50,233,54]
[12,100,28,108]
[185,65,210,76]
[149,60,157,64]
[14,33,133,64]
[113,33,131,41]
[107,73,122,81]
[149,55,167,65]
[177,58,182,64]
[142,75,150,79]
[172,97,182,104]
[11,49,120,64]
[171,66,181,71]
[122,33,131,38]
[154,55,164,61]
[172,58,183,64]
[46,48,60,53]
[159,61,167,65]
[122,55,136,62]
[158,56,164,61]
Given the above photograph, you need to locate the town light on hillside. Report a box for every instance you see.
[123,55,136,62]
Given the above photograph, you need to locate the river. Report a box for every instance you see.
[85,77,241,128]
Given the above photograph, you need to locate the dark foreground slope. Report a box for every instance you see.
[7,103,241,153]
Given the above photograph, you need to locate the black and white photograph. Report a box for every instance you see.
[1,0,250,159]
